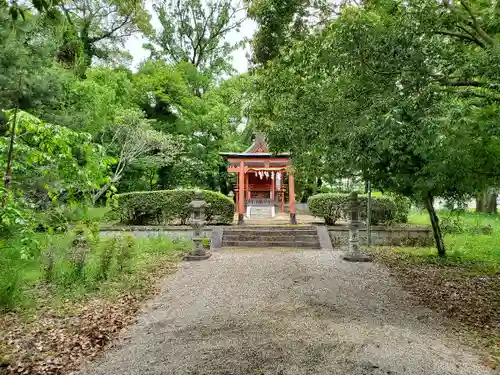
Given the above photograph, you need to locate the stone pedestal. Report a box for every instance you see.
[342,192,372,263]
[184,192,212,261]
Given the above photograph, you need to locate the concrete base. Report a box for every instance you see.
[342,252,372,262]
[184,252,212,261]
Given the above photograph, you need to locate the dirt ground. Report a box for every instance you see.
[80,250,494,375]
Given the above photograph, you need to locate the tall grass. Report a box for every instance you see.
[403,209,500,273]
[0,230,190,312]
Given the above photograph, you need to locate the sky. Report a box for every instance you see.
[126,0,257,73]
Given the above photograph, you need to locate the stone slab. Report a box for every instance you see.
[316,226,333,250]
[342,252,373,262]
[210,227,223,250]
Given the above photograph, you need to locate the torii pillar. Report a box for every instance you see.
[238,161,245,224]
[289,171,297,224]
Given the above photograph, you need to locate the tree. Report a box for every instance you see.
[47,67,139,134]
[253,1,500,256]
[92,109,180,201]
[5,0,62,21]
[0,8,70,113]
[247,0,337,65]
[1,110,112,208]
[148,0,246,76]
[134,60,249,189]
[58,0,152,69]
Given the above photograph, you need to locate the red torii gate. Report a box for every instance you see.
[220,134,296,224]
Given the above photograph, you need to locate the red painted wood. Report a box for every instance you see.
[289,172,296,214]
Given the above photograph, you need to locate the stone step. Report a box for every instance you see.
[224,229,317,234]
[221,226,321,249]
[225,226,317,230]
[222,240,321,248]
[223,231,317,237]
[224,230,318,237]
[223,234,319,242]
[249,206,274,218]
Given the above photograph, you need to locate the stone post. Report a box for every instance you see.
[184,192,212,261]
[342,192,372,262]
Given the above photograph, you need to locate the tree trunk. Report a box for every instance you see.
[2,107,18,209]
[487,193,497,213]
[476,189,497,213]
[424,191,446,257]
[92,184,109,204]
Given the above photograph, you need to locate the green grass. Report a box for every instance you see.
[0,231,191,313]
[395,209,500,274]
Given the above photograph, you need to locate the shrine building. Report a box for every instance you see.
[220,133,296,224]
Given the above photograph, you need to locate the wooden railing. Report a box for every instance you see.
[248,184,272,191]
[247,198,274,206]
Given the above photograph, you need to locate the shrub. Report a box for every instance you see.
[0,245,24,312]
[115,189,235,225]
[97,237,115,281]
[308,193,348,225]
[202,237,211,249]
[308,193,406,225]
[115,233,136,273]
[42,245,56,282]
[390,194,411,224]
[69,229,91,282]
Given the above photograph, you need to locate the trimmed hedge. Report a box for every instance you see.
[308,193,407,225]
[115,189,235,225]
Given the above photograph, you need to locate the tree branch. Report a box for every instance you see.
[60,4,75,27]
[460,0,495,46]
[438,79,500,90]
[435,30,484,46]
[89,13,132,43]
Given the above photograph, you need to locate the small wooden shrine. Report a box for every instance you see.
[220,133,296,224]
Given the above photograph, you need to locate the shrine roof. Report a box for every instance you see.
[219,132,290,159]
[219,152,290,158]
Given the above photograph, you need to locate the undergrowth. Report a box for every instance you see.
[0,229,190,313]
[402,210,500,274]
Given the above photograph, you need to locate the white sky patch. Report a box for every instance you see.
[127,0,256,73]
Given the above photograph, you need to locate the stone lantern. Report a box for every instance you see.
[342,192,372,262]
[184,191,212,261]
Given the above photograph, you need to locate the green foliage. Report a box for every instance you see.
[132,61,250,191]
[115,189,235,225]
[201,237,211,249]
[0,244,24,312]
[308,193,404,225]
[52,67,139,134]
[57,0,152,68]
[0,231,190,312]
[253,0,500,255]
[388,211,500,275]
[390,195,411,224]
[247,0,330,65]
[0,188,32,236]
[0,111,113,205]
[97,237,114,281]
[308,193,347,225]
[411,210,494,236]
[0,9,69,112]
[150,0,245,76]
[115,233,135,273]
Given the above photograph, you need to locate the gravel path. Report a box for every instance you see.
[82,250,493,375]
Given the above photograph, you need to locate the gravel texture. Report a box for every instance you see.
[81,250,493,375]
